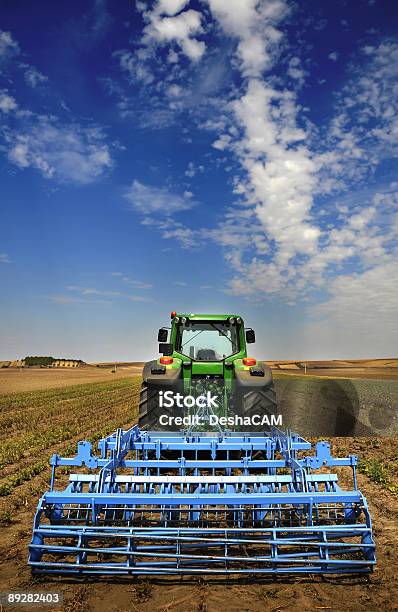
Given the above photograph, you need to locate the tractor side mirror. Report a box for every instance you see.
[159,343,173,356]
[245,329,256,344]
[158,328,168,342]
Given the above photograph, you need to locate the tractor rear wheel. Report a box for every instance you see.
[138,381,180,431]
[138,381,161,430]
[237,382,278,431]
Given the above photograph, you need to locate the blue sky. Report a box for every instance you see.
[0,0,397,361]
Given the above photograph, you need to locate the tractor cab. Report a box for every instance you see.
[158,312,256,364]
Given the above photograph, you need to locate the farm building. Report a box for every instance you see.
[51,360,81,368]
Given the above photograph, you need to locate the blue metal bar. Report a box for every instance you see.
[43,491,362,505]
[28,427,376,576]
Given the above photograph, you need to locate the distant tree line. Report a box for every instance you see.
[24,356,84,366]
[24,356,55,366]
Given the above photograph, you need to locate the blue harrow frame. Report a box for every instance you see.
[28,426,376,576]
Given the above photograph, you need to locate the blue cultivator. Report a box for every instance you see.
[28,426,376,575]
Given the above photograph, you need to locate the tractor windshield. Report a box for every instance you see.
[176,321,240,361]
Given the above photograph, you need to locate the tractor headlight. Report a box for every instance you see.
[229,317,236,325]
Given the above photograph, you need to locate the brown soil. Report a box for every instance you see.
[0,375,397,611]
[0,440,397,612]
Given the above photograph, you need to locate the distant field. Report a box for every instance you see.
[0,365,143,395]
[269,358,398,379]
[1,358,396,397]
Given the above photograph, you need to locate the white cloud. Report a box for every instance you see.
[0,30,113,185]
[154,204,275,253]
[229,77,320,269]
[0,90,17,113]
[4,114,113,183]
[185,161,204,177]
[178,8,398,323]
[224,180,397,303]
[112,272,154,288]
[115,49,155,85]
[300,272,398,358]
[212,133,231,150]
[114,1,397,343]
[157,0,189,16]
[203,0,321,276]
[141,215,202,248]
[161,223,199,248]
[185,161,195,177]
[123,0,324,274]
[57,280,154,304]
[125,179,195,215]
[24,66,48,88]
[287,56,306,83]
[207,0,288,77]
[0,30,19,64]
[66,286,122,297]
[167,83,182,97]
[118,275,152,289]
[167,48,179,63]
[143,8,206,61]
[128,295,154,303]
[320,41,398,191]
[309,260,398,339]
[49,294,110,305]
[0,253,11,264]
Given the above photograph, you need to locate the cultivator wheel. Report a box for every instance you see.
[28,426,376,576]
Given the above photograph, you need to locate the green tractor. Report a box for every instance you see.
[139,312,278,431]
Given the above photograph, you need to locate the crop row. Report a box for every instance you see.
[0,401,140,499]
[0,378,140,435]
[358,458,398,495]
[0,378,141,470]
[0,377,141,506]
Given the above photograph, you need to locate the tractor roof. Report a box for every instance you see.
[175,313,242,321]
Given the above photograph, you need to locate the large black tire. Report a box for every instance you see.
[237,382,278,431]
[138,381,182,431]
[138,382,161,431]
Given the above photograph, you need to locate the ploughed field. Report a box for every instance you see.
[0,374,397,611]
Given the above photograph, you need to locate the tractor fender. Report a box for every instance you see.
[143,360,182,388]
[234,363,273,388]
